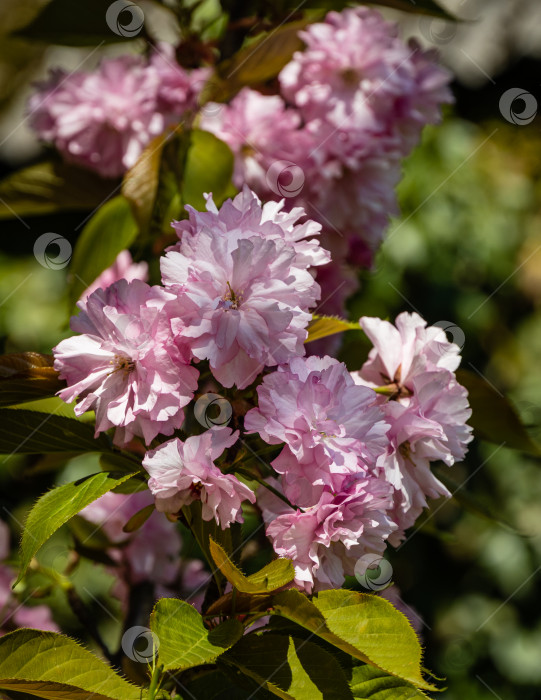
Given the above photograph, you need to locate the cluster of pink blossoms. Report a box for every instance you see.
[29,44,209,178]
[54,185,472,592]
[202,7,452,310]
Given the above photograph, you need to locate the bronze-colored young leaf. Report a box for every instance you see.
[212,20,309,102]
[0,352,63,407]
[0,160,116,220]
[209,538,295,593]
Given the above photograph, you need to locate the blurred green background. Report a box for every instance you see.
[0,1,540,699]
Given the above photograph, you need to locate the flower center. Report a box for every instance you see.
[110,354,136,375]
[340,68,361,86]
[219,281,243,310]
[190,481,203,497]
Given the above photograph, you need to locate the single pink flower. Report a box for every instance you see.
[143,428,255,528]
[259,474,395,592]
[245,356,389,505]
[29,46,207,178]
[54,279,198,446]
[163,191,323,389]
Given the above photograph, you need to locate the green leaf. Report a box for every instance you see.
[212,21,308,102]
[182,130,235,211]
[13,0,144,45]
[150,598,241,672]
[0,160,115,220]
[0,629,144,699]
[209,538,295,593]
[16,470,136,584]
[0,408,110,455]
[122,503,155,533]
[223,633,354,700]
[349,664,430,699]
[456,369,541,455]
[272,590,372,664]
[305,316,360,343]
[0,353,63,407]
[313,590,435,692]
[68,195,139,307]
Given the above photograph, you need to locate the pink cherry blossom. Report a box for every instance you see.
[81,490,181,585]
[29,46,207,178]
[259,475,395,592]
[200,88,312,200]
[80,250,148,302]
[172,187,329,271]
[163,192,323,389]
[53,279,198,446]
[279,7,452,158]
[142,428,255,528]
[245,356,389,505]
[352,312,472,541]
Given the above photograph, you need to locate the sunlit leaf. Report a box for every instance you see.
[313,590,436,691]
[0,629,144,699]
[209,538,295,593]
[305,315,360,343]
[349,664,430,699]
[150,598,242,671]
[16,470,136,584]
[182,129,235,210]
